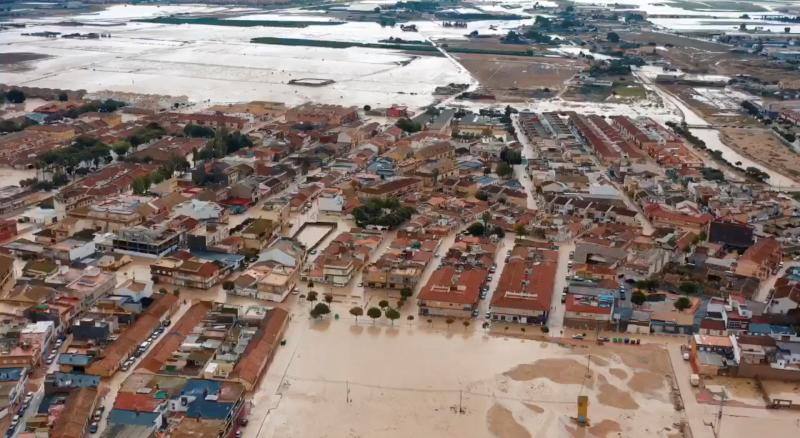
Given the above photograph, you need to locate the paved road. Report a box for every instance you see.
[510,114,538,211]
[753,261,799,303]
[547,240,574,335]
[94,301,193,437]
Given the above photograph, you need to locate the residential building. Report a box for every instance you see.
[417,266,486,318]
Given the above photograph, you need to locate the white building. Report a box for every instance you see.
[172,199,224,221]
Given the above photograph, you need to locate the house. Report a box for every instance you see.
[690,334,738,376]
[489,247,557,325]
[232,239,304,302]
[151,257,222,289]
[417,267,486,318]
[766,279,800,315]
[563,292,615,330]
[239,218,276,251]
[735,238,782,280]
[644,203,713,234]
[358,178,422,199]
[173,199,225,222]
[0,253,15,295]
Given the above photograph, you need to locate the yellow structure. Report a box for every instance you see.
[577,395,589,425]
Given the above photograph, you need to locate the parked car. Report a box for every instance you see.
[572,333,586,340]
[472,309,479,318]
[89,421,98,433]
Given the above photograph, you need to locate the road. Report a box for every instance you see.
[94,300,193,437]
[666,343,800,438]
[547,240,574,335]
[478,233,515,319]
[510,114,538,211]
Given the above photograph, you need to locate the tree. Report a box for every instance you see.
[367,306,382,324]
[306,291,318,306]
[58,92,68,102]
[324,293,333,304]
[222,281,234,291]
[475,191,489,201]
[310,302,331,319]
[349,306,364,322]
[132,174,151,195]
[674,296,692,312]
[635,279,658,291]
[378,299,389,309]
[679,282,700,295]
[385,308,400,325]
[514,223,527,236]
[445,318,454,329]
[495,161,513,178]
[400,287,413,299]
[481,211,492,226]
[607,32,620,43]
[396,117,422,133]
[363,104,372,112]
[631,290,646,306]
[466,222,486,236]
[6,89,25,104]
[111,141,131,157]
[462,320,470,330]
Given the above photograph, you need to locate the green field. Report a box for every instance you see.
[136,16,345,28]
[250,37,542,57]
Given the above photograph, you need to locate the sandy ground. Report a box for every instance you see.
[719,127,800,182]
[247,316,685,438]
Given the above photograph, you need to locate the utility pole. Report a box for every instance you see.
[346,380,351,404]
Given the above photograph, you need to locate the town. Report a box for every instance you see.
[2,0,800,438]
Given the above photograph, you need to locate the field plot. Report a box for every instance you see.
[719,127,800,182]
[250,319,686,438]
[454,53,584,97]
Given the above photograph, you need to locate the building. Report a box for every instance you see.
[113,225,182,258]
[735,238,782,280]
[151,257,222,290]
[563,292,615,330]
[358,178,422,199]
[285,103,358,127]
[417,267,485,318]
[239,218,276,251]
[490,247,557,325]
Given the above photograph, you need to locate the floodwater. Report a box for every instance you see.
[0,168,36,187]
[294,223,333,249]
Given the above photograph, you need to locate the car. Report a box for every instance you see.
[485,311,492,319]
[561,292,567,303]
[486,276,493,282]
[572,334,585,340]
[480,292,487,300]
[358,282,364,287]
[682,351,690,361]
[121,363,130,372]
[619,291,626,300]
[89,421,98,433]
[309,249,317,255]
[472,309,479,318]
[235,431,242,438]
[239,417,249,427]
[50,349,57,355]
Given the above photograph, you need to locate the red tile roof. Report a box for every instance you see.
[113,392,163,412]
[417,266,485,305]
[490,253,557,313]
